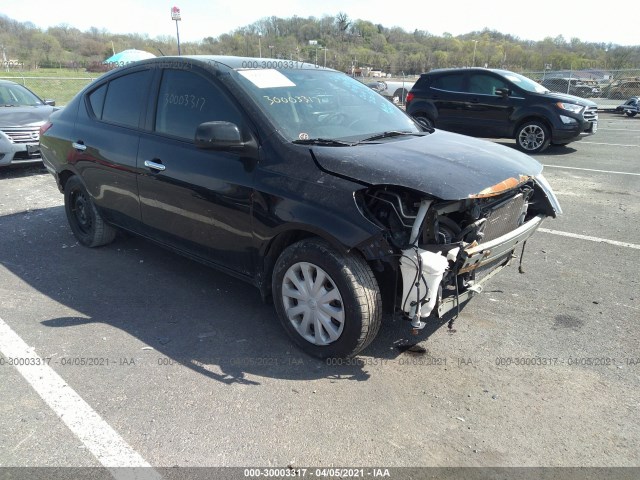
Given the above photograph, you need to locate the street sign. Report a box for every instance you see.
[171,6,181,21]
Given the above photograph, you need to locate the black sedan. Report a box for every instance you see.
[40,56,561,358]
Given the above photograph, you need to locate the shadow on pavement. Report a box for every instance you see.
[0,206,463,386]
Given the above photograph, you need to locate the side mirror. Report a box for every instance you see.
[44,99,56,106]
[195,121,243,150]
[494,88,510,97]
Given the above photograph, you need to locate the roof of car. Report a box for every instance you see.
[138,55,336,73]
[421,67,511,76]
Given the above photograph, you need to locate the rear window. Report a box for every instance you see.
[101,70,152,128]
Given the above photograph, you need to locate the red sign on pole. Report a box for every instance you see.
[171,6,181,21]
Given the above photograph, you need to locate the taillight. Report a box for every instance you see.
[39,121,53,136]
[405,92,414,105]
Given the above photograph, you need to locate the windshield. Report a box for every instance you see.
[0,83,44,106]
[496,70,549,94]
[232,67,420,142]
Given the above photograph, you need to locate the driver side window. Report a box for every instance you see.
[155,69,242,141]
[468,74,509,95]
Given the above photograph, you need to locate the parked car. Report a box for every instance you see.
[40,56,561,358]
[616,96,639,117]
[605,79,640,100]
[0,79,57,167]
[540,78,600,98]
[405,68,598,153]
[366,79,415,104]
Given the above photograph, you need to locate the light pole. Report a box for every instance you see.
[171,6,182,56]
[258,34,262,58]
[269,45,274,58]
[472,40,478,67]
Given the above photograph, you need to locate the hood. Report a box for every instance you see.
[310,130,543,200]
[540,91,597,107]
[0,105,56,128]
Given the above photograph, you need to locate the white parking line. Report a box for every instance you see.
[598,128,640,132]
[543,165,640,176]
[580,141,639,147]
[0,316,162,480]
[538,228,640,250]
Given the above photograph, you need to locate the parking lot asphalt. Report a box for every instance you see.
[0,113,638,476]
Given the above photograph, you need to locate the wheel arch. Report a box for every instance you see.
[512,115,552,139]
[256,225,390,305]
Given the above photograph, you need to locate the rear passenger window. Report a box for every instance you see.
[101,70,152,128]
[88,84,107,119]
[431,74,465,92]
[155,69,242,141]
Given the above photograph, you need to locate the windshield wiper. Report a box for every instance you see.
[292,138,357,146]
[358,131,427,142]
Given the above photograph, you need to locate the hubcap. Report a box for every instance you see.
[519,124,545,151]
[281,262,345,346]
[72,191,92,234]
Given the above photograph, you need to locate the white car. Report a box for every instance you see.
[367,79,415,104]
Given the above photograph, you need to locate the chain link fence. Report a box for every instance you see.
[521,69,640,109]
[3,68,639,109]
[0,76,95,105]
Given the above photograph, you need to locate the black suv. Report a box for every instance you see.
[406,68,598,153]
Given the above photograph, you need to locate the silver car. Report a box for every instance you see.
[0,79,57,167]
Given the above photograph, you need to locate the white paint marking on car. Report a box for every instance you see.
[542,165,640,176]
[537,229,640,250]
[0,316,162,480]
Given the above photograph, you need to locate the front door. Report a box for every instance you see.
[137,68,257,276]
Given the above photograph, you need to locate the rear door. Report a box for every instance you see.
[73,68,153,230]
[136,67,257,275]
[427,72,469,132]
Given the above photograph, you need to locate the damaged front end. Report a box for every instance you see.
[356,174,561,330]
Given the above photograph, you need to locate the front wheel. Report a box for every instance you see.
[625,111,637,117]
[272,239,382,358]
[515,121,550,154]
[413,114,434,130]
[64,176,116,247]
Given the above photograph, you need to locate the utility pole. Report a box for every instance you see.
[472,40,478,67]
[171,6,182,56]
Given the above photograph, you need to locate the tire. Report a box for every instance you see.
[393,88,407,104]
[625,111,637,117]
[272,238,382,358]
[413,114,434,130]
[515,120,550,154]
[64,176,116,247]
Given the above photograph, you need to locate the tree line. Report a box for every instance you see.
[1,13,638,74]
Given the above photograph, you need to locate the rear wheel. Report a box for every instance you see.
[393,88,408,104]
[515,121,550,154]
[625,111,637,117]
[272,239,382,358]
[64,176,116,247]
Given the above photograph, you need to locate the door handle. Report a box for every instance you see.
[144,159,166,171]
[72,141,86,151]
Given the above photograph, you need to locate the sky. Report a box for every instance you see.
[2,0,637,46]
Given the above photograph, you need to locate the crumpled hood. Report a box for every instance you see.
[0,106,55,128]
[311,130,543,200]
